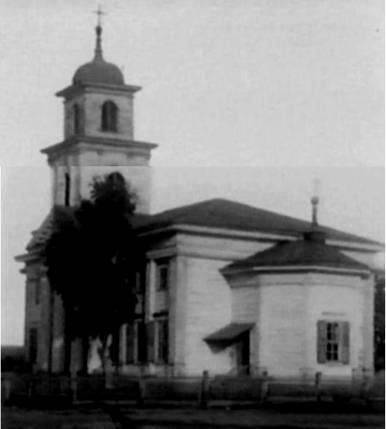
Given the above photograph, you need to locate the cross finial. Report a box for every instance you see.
[93,5,105,60]
[311,178,320,227]
[95,5,105,28]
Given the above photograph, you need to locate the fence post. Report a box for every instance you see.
[70,375,78,404]
[3,377,11,403]
[315,372,322,402]
[199,370,210,409]
[27,377,33,398]
[260,371,269,403]
[360,370,371,404]
[137,376,146,407]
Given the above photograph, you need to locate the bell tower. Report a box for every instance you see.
[41,16,157,213]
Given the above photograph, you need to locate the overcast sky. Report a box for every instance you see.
[1,0,384,345]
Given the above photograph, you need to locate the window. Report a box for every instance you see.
[101,101,118,132]
[137,321,147,363]
[64,173,71,206]
[34,280,41,305]
[135,266,146,294]
[317,320,349,364]
[156,260,169,291]
[155,317,168,364]
[125,318,168,365]
[29,328,38,365]
[73,104,81,134]
[125,320,147,364]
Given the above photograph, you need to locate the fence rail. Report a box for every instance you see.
[2,370,383,408]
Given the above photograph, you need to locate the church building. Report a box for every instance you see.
[17,22,382,379]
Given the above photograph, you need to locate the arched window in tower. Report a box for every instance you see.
[101,101,118,132]
[64,173,71,206]
[73,104,81,134]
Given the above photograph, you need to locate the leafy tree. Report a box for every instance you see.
[44,172,143,374]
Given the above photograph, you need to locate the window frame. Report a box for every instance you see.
[155,259,169,292]
[29,327,38,365]
[34,279,41,306]
[73,103,81,134]
[154,316,169,364]
[64,172,71,207]
[101,100,118,132]
[317,320,350,365]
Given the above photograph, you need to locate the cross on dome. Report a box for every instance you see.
[71,6,125,86]
[93,5,106,60]
[95,4,105,28]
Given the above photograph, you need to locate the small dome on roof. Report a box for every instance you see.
[72,24,124,86]
[73,58,124,85]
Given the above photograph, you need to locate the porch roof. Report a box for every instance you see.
[204,323,255,343]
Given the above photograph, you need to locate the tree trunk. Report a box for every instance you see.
[63,306,72,374]
[80,335,89,375]
[102,335,113,389]
[47,285,54,374]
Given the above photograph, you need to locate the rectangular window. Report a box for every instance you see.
[64,173,71,207]
[135,265,147,294]
[326,322,339,361]
[125,319,168,365]
[317,320,349,364]
[29,328,38,365]
[156,260,169,291]
[137,321,147,363]
[125,320,147,364]
[34,280,41,306]
[155,318,169,364]
[125,323,135,364]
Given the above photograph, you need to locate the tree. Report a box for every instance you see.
[374,272,385,372]
[44,172,143,374]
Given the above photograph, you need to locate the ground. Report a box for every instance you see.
[2,401,384,429]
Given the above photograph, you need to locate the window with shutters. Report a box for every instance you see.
[125,319,167,365]
[317,320,349,364]
[125,320,147,364]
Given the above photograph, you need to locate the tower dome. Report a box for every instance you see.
[72,21,124,86]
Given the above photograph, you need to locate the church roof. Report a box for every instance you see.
[24,198,381,256]
[222,234,370,273]
[134,198,380,246]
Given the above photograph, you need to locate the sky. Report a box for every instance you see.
[1,0,384,345]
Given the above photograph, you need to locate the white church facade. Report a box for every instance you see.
[17,23,382,379]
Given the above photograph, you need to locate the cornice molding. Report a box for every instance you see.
[56,82,142,99]
[41,136,158,162]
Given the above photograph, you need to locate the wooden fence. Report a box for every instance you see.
[2,370,382,408]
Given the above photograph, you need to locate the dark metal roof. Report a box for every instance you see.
[135,198,381,246]
[223,236,370,273]
[22,198,382,258]
[204,323,255,343]
[72,46,125,86]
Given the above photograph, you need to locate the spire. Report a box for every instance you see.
[311,178,320,227]
[303,178,325,243]
[94,5,105,61]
